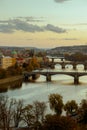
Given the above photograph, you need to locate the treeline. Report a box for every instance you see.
[0,57,40,79]
[0,65,22,79]
[22,56,40,72]
[64,52,87,62]
[0,94,87,130]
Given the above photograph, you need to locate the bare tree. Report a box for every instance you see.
[22,104,35,128]
[33,101,47,123]
[13,99,24,128]
[0,95,7,130]
[32,101,47,130]
[0,95,15,130]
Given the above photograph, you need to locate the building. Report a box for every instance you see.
[0,56,16,69]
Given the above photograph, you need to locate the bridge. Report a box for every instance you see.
[46,56,65,62]
[23,71,87,85]
[44,56,87,70]
[40,61,87,70]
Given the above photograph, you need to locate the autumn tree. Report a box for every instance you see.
[26,61,34,72]
[25,56,40,72]
[49,93,64,116]
[7,64,22,76]
[30,56,40,69]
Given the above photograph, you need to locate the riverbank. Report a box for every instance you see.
[0,75,23,92]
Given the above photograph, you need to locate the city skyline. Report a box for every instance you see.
[0,0,87,48]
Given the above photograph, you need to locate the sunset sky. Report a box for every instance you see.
[0,0,87,48]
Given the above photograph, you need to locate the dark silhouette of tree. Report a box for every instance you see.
[0,68,6,79]
[64,100,78,116]
[42,114,76,130]
[79,99,87,124]
[49,93,64,116]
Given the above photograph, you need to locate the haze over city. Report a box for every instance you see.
[0,0,87,48]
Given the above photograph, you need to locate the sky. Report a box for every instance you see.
[0,0,87,48]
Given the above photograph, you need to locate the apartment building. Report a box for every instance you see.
[0,56,16,69]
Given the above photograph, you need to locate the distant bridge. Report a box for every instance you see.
[23,71,87,85]
[40,61,87,70]
[46,56,65,61]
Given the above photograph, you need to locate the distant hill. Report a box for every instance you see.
[1,45,87,55]
[0,46,45,52]
[46,45,87,56]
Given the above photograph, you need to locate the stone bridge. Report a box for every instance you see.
[41,61,87,70]
[23,71,87,85]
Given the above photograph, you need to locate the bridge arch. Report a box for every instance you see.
[78,75,87,84]
[76,64,84,70]
[55,64,62,69]
[65,64,73,69]
[51,74,74,81]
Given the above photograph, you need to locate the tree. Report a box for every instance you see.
[13,99,24,127]
[22,104,35,128]
[42,114,76,130]
[25,57,40,72]
[79,99,87,124]
[7,65,22,76]
[49,93,64,116]
[26,61,34,72]
[0,95,7,129]
[33,101,47,122]
[0,95,15,130]
[32,101,47,130]
[31,56,40,69]
[64,100,78,116]
[0,68,6,79]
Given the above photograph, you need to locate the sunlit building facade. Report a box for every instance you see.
[0,56,16,69]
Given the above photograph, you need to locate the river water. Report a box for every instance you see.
[3,62,87,106]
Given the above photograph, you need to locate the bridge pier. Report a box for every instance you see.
[62,63,65,69]
[61,58,64,61]
[73,64,76,70]
[32,74,40,80]
[52,58,54,63]
[50,64,55,69]
[84,64,87,70]
[24,74,29,81]
[46,74,51,81]
[32,74,36,80]
[74,75,79,84]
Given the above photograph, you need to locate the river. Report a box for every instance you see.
[2,63,87,106]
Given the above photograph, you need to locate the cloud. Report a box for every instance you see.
[0,23,14,33]
[0,19,67,34]
[0,19,44,33]
[17,16,45,22]
[12,19,44,32]
[54,0,70,3]
[45,24,66,33]
[62,38,78,40]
